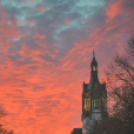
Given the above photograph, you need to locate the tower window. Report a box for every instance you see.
[84,99,91,111]
[93,66,97,71]
[94,100,99,109]
[86,100,89,109]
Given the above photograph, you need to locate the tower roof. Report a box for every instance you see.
[91,51,98,66]
[87,50,100,92]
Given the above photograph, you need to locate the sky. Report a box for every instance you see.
[0,0,134,134]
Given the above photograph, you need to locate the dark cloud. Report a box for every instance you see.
[28,65,39,70]
[14,100,29,105]
[14,57,38,67]
[27,117,37,122]
[32,84,46,92]
[123,0,134,11]
[35,107,51,113]
[2,0,108,57]
[37,100,60,108]
[7,53,22,61]
[89,8,107,27]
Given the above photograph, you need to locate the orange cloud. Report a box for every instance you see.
[0,0,134,134]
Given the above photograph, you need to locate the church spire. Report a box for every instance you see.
[91,45,97,67]
[93,50,95,58]
[90,46,99,83]
[93,43,95,57]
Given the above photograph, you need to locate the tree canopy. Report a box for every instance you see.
[0,108,14,134]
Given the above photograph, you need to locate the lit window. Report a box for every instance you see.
[94,100,99,109]
[84,99,91,111]
[86,100,89,109]
[93,66,97,71]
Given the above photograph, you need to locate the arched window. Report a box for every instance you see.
[94,99,99,109]
[93,66,97,71]
[84,99,91,111]
[86,100,89,109]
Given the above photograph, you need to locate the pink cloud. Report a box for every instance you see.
[104,1,122,23]
[64,18,73,25]
[38,6,46,12]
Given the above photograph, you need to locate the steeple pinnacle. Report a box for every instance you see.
[93,43,95,57]
[93,50,95,57]
[91,43,97,67]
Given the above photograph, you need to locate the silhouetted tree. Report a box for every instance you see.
[91,36,134,134]
[0,108,14,134]
[92,116,123,134]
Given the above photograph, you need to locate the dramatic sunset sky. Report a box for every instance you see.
[0,0,134,134]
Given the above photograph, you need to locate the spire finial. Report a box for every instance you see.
[93,43,95,57]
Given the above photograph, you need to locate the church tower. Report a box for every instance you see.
[82,51,108,134]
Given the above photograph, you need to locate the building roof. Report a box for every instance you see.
[83,82,107,94]
[91,51,98,67]
[71,128,82,134]
[91,56,98,67]
[100,83,107,93]
[83,51,107,94]
[83,83,88,93]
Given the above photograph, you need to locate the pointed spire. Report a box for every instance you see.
[91,43,97,67]
[93,50,95,57]
[93,43,95,57]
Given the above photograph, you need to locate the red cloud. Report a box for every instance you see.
[0,0,134,134]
